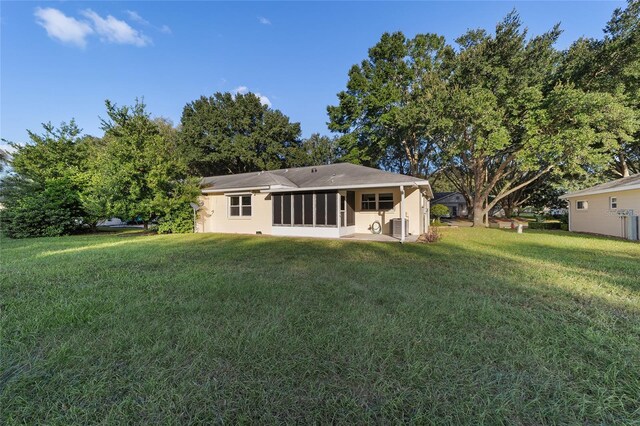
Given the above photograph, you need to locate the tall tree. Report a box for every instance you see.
[327,32,453,177]
[180,92,303,176]
[559,0,640,177]
[9,120,88,182]
[89,100,198,230]
[300,133,341,166]
[438,13,615,226]
[1,121,92,237]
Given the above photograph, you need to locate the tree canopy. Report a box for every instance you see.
[328,5,639,225]
[180,92,304,176]
[327,32,453,177]
[88,100,198,230]
[0,121,91,237]
[558,0,640,178]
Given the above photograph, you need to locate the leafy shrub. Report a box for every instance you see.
[431,219,444,227]
[528,222,563,230]
[157,205,194,234]
[1,178,85,238]
[431,204,449,219]
[417,227,441,243]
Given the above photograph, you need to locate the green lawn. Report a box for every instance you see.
[2,228,639,424]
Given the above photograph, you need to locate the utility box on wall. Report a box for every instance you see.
[391,218,409,238]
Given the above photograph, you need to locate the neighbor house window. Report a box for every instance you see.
[229,195,252,217]
[361,194,377,210]
[576,200,588,210]
[610,197,617,209]
[378,193,394,210]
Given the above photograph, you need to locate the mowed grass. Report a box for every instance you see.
[1,228,639,424]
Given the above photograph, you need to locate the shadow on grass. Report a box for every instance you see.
[2,230,640,423]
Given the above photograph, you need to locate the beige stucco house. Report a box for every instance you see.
[196,163,433,242]
[560,174,640,240]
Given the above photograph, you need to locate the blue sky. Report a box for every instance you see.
[1,1,624,149]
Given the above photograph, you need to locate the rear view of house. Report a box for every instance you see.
[560,174,640,240]
[197,163,433,241]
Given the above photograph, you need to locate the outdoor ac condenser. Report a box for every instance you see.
[627,216,639,241]
[391,218,409,238]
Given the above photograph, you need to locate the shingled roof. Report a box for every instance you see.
[559,174,640,199]
[201,163,432,197]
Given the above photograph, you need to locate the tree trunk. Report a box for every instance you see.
[143,222,149,230]
[472,198,486,227]
[503,205,514,218]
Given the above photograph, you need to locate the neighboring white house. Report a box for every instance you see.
[560,174,640,241]
[197,163,433,242]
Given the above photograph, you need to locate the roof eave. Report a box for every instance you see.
[202,185,271,194]
[559,183,640,199]
[263,181,432,194]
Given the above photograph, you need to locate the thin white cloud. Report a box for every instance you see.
[34,7,93,48]
[258,16,271,25]
[81,9,151,47]
[126,10,172,34]
[233,86,271,107]
[125,10,149,26]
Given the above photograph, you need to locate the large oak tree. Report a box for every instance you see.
[559,0,640,178]
[327,32,453,177]
[180,92,303,176]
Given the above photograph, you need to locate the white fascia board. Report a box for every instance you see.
[263,181,431,193]
[202,185,270,194]
[559,184,640,199]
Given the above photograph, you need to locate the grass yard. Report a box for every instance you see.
[2,228,639,424]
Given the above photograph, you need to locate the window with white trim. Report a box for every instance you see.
[610,197,617,209]
[576,200,588,210]
[378,193,394,210]
[361,193,394,211]
[229,195,252,217]
[361,193,377,210]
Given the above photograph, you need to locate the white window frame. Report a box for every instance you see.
[361,192,395,212]
[361,193,377,211]
[576,200,588,211]
[610,196,618,209]
[228,194,252,218]
[377,192,395,211]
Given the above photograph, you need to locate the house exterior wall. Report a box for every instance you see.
[197,186,427,237]
[197,191,273,235]
[567,189,640,238]
[352,187,423,235]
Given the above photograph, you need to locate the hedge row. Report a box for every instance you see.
[528,222,567,230]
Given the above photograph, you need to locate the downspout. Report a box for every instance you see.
[400,185,405,243]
